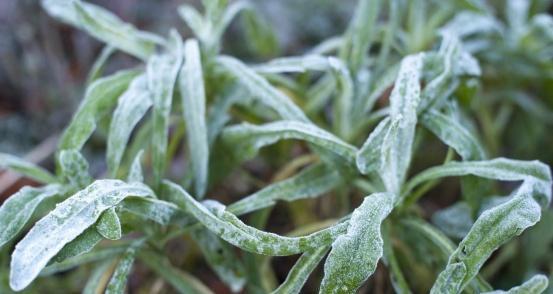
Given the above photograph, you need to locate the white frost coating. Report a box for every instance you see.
[431,177,551,293]
[421,109,486,160]
[164,181,348,256]
[482,274,548,294]
[217,56,310,123]
[180,39,209,198]
[127,150,145,183]
[107,75,152,176]
[380,53,423,196]
[356,117,391,174]
[148,36,183,186]
[0,153,57,184]
[59,149,92,188]
[96,207,122,240]
[222,120,358,166]
[0,184,62,248]
[228,163,341,215]
[41,0,163,60]
[9,180,153,291]
[320,193,394,293]
[440,11,502,39]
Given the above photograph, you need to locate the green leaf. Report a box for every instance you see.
[228,163,341,215]
[58,149,92,188]
[139,251,214,294]
[381,53,424,195]
[42,246,127,276]
[431,180,547,293]
[221,121,357,166]
[127,150,145,183]
[96,207,122,241]
[120,197,191,226]
[59,69,139,151]
[9,180,153,291]
[180,39,209,198]
[356,117,392,175]
[421,109,486,160]
[0,153,57,184]
[53,227,104,263]
[217,56,309,122]
[272,246,329,294]
[0,184,62,248]
[320,192,394,293]
[107,75,152,176]
[164,181,348,256]
[105,245,139,294]
[432,202,474,239]
[41,0,163,60]
[86,45,114,85]
[483,274,548,294]
[148,36,184,187]
[191,228,246,292]
[83,260,114,294]
[339,0,382,72]
[403,158,552,207]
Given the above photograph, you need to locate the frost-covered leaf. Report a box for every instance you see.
[217,56,309,122]
[148,37,184,187]
[440,11,501,39]
[58,149,92,188]
[483,274,548,294]
[228,163,341,215]
[0,153,57,184]
[53,227,103,263]
[339,0,382,72]
[83,260,113,294]
[320,192,394,293]
[96,207,122,241]
[164,181,348,256]
[431,180,547,293]
[0,184,62,248]
[42,246,127,276]
[221,121,357,166]
[404,158,552,207]
[180,39,209,198]
[191,228,246,292]
[272,246,329,294]
[139,251,214,294]
[105,245,140,294]
[9,180,153,291]
[60,69,139,151]
[127,150,145,183]
[381,54,424,195]
[421,109,486,160]
[356,117,391,175]
[107,75,152,176]
[432,202,474,239]
[120,197,191,226]
[41,0,163,60]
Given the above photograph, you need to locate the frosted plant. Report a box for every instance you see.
[0,0,551,293]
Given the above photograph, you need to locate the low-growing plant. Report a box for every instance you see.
[0,0,552,293]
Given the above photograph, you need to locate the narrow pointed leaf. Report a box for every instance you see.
[228,163,341,215]
[221,121,357,166]
[180,39,209,198]
[41,0,162,60]
[0,153,57,184]
[9,180,153,291]
[60,69,139,151]
[127,150,145,183]
[148,43,183,187]
[105,246,139,294]
[483,274,548,294]
[0,184,62,248]
[164,181,348,256]
[217,56,309,122]
[107,75,152,176]
[356,117,392,175]
[272,246,329,294]
[320,192,394,293]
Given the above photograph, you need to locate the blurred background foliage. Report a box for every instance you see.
[0,0,552,293]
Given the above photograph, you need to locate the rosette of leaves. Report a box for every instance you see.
[0,0,551,293]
